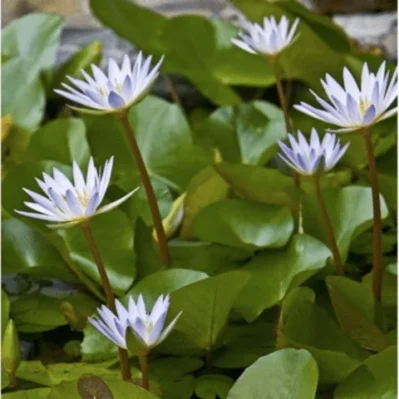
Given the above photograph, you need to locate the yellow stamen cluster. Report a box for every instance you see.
[359,98,370,115]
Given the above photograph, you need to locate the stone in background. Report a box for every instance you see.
[2,0,397,63]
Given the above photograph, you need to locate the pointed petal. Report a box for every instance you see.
[65,189,83,216]
[23,202,57,217]
[148,310,168,346]
[22,188,56,213]
[343,67,360,97]
[84,88,108,107]
[121,54,131,76]
[157,312,183,345]
[361,62,370,95]
[310,128,321,151]
[53,168,76,193]
[121,75,133,102]
[363,105,377,125]
[48,187,69,213]
[278,153,302,174]
[15,210,62,221]
[115,299,129,323]
[73,161,86,194]
[99,156,114,201]
[91,64,108,85]
[85,192,100,216]
[231,38,257,54]
[131,317,147,343]
[287,18,300,43]
[108,91,125,109]
[54,89,103,110]
[86,158,97,192]
[149,295,168,324]
[346,93,361,123]
[378,107,397,121]
[95,187,139,216]
[137,295,147,319]
[108,57,120,83]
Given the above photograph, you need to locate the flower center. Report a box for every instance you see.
[359,98,370,116]
[77,191,91,207]
[115,81,122,93]
[100,86,109,98]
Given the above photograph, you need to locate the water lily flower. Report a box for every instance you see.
[54,52,163,113]
[89,295,181,351]
[295,62,398,132]
[15,157,137,228]
[278,129,349,176]
[232,15,300,57]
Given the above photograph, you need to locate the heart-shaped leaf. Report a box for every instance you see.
[235,234,330,322]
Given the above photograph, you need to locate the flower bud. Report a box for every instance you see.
[2,319,21,381]
[60,301,87,330]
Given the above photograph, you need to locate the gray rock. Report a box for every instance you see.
[333,12,397,58]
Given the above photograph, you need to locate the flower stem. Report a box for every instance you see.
[271,58,302,233]
[205,350,212,370]
[362,130,383,302]
[271,59,292,133]
[312,175,345,276]
[8,372,17,388]
[81,223,131,381]
[138,354,150,390]
[118,112,170,267]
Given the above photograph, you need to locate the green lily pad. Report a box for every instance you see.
[2,218,74,282]
[215,162,299,207]
[201,101,285,165]
[192,199,294,251]
[334,346,397,399]
[60,210,136,296]
[195,374,234,399]
[227,348,318,399]
[303,186,389,262]
[25,118,90,167]
[277,288,367,384]
[126,269,208,307]
[235,234,330,322]
[180,167,229,239]
[327,276,389,352]
[162,271,250,352]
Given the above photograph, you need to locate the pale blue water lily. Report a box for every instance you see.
[232,15,300,57]
[278,129,349,176]
[54,52,163,113]
[89,295,181,350]
[15,157,137,228]
[295,62,398,132]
